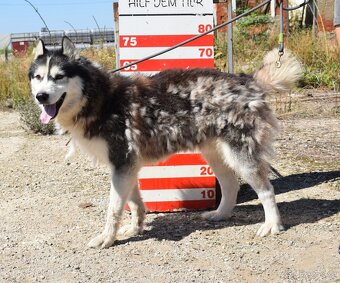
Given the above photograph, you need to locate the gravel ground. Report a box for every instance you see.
[0,106,339,283]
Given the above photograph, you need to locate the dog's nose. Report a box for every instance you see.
[36,93,49,103]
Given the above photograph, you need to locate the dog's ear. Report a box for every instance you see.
[62,36,78,59]
[34,39,46,59]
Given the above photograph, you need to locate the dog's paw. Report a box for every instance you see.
[87,232,116,249]
[118,225,143,238]
[256,222,285,237]
[201,210,231,222]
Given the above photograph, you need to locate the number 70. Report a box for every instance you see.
[198,48,213,57]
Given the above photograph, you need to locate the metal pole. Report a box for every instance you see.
[113,2,120,69]
[271,0,276,18]
[285,0,289,34]
[312,0,317,35]
[5,42,10,62]
[279,0,284,54]
[227,0,233,74]
[64,21,78,43]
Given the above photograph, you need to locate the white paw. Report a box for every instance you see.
[118,225,143,237]
[256,222,285,237]
[201,210,231,222]
[87,232,116,249]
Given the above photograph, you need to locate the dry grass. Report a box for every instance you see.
[215,26,340,91]
[0,29,338,135]
[1,29,338,108]
[0,55,32,107]
[0,46,116,108]
[287,31,340,90]
[80,47,116,70]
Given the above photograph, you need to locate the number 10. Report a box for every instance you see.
[201,189,215,199]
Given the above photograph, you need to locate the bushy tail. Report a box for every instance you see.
[254,48,303,93]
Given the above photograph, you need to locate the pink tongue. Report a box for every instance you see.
[40,104,56,124]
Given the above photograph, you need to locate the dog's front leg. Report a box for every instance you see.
[88,167,139,248]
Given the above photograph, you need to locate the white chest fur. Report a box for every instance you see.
[70,130,111,166]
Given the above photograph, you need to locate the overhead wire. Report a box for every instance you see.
[278,0,310,11]
[109,0,274,74]
[0,1,113,6]
[109,0,310,74]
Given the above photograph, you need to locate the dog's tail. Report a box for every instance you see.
[254,48,302,93]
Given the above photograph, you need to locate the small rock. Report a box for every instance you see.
[78,202,94,208]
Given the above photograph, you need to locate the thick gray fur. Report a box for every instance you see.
[29,38,302,248]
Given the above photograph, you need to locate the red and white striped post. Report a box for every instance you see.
[139,153,216,212]
[118,0,217,212]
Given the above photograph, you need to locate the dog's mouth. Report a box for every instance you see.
[40,92,66,124]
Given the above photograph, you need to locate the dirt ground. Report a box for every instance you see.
[0,96,339,283]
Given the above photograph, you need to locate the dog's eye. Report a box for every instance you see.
[55,74,65,80]
[35,74,42,80]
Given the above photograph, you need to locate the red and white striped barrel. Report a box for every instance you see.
[118,0,216,211]
[139,153,216,212]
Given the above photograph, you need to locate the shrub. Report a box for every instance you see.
[214,11,280,73]
[215,21,339,90]
[286,30,340,90]
[17,98,55,135]
[237,12,273,43]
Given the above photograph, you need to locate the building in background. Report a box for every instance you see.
[10,28,115,56]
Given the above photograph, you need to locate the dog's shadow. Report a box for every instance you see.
[116,170,340,245]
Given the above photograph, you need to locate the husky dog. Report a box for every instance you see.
[29,37,302,248]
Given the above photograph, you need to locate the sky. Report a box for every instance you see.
[0,0,117,37]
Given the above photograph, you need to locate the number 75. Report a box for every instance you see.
[122,36,137,47]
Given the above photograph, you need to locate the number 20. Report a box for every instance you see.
[200,166,213,176]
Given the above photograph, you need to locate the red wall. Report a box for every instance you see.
[12,41,30,56]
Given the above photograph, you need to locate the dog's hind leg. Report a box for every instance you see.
[200,143,240,221]
[250,176,284,236]
[118,185,145,237]
[218,142,284,236]
[88,167,139,248]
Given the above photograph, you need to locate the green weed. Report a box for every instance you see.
[214,23,339,90]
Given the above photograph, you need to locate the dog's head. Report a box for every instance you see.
[29,36,85,125]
